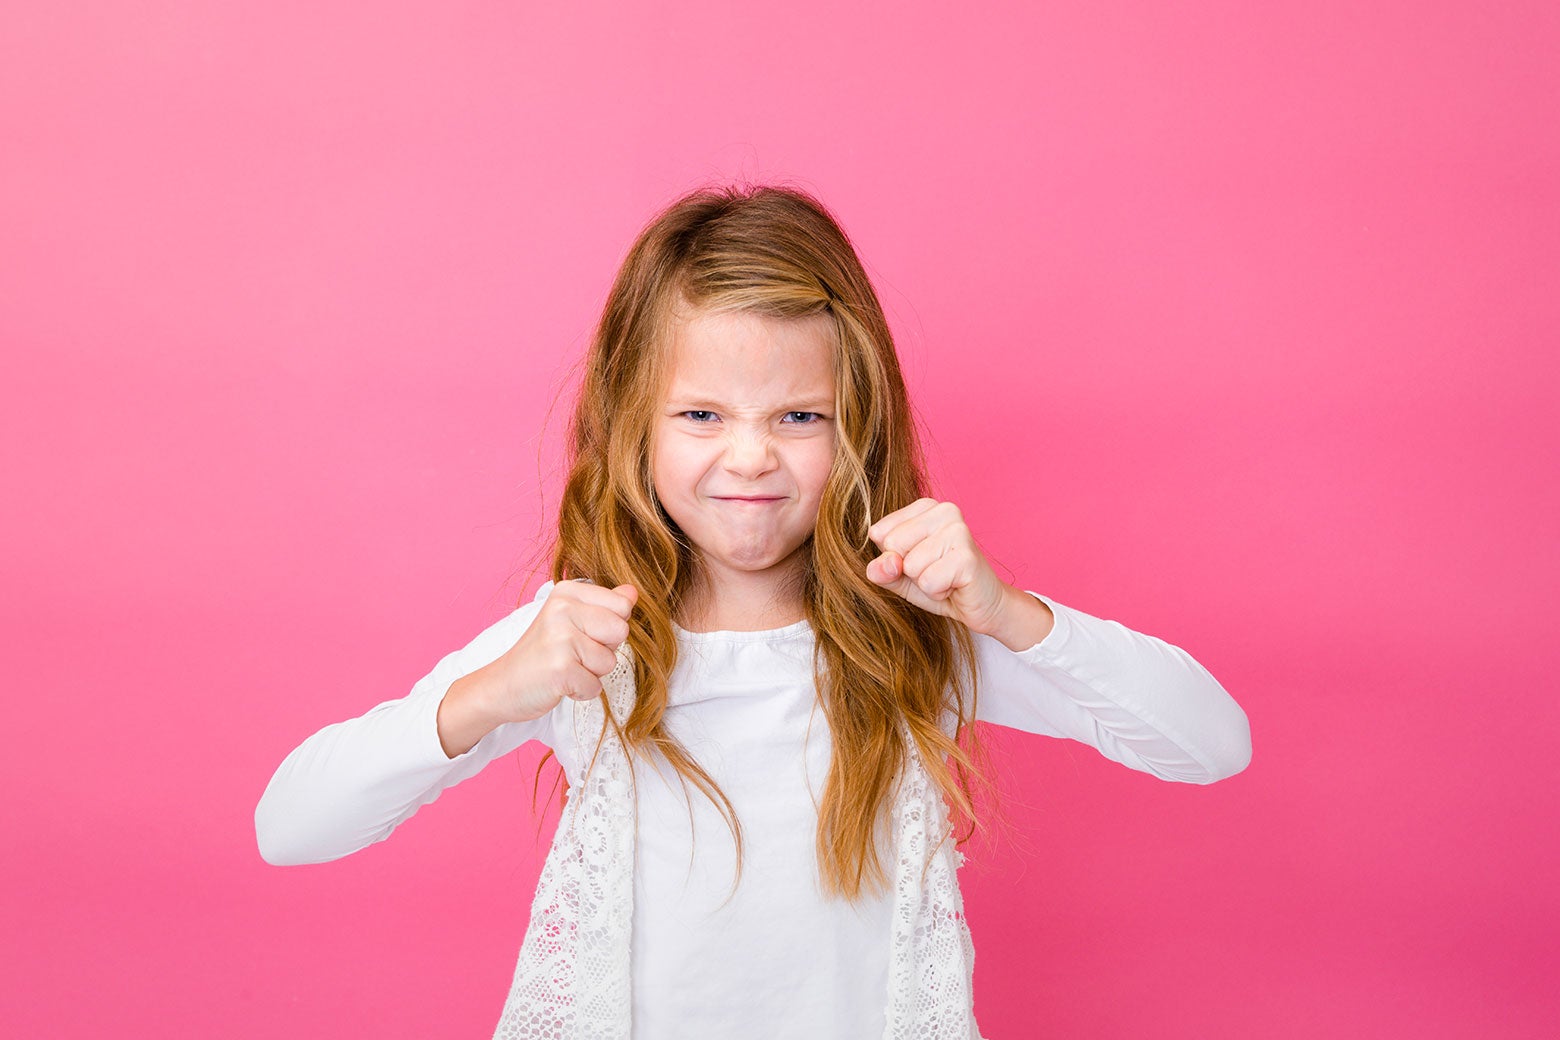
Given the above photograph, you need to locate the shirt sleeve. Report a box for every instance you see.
[254,581,565,865]
[969,592,1252,784]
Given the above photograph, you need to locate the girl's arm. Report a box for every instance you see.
[863,498,1250,783]
[254,590,561,866]
[969,591,1252,784]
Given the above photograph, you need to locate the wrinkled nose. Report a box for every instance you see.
[722,429,778,479]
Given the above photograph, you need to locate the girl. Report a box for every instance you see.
[255,184,1252,1039]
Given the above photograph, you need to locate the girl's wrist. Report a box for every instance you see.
[985,585,1056,652]
[437,666,507,759]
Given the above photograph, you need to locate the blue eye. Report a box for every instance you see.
[680,410,825,425]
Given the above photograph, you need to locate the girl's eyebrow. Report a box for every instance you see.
[665,396,835,411]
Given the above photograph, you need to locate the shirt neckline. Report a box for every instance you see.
[671,616,813,643]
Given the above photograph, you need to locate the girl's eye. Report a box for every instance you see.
[683,410,717,422]
[782,411,824,424]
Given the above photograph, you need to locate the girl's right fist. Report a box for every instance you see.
[490,580,640,724]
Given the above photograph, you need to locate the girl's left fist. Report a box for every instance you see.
[866,497,1009,635]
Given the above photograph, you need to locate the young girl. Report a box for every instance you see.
[255,184,1252,1040]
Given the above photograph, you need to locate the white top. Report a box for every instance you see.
[255,583,1251,1038]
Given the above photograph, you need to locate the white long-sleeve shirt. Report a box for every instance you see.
[255,582,1250,1038]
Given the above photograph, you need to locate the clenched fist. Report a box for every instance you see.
[865,498,1054,651]
[437,579,639,758]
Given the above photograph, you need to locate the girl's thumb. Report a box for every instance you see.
[867,552,901,586]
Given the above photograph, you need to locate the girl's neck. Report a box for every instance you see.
[677,563,807,633]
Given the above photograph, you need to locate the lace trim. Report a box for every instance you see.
[883,719,985,1040]
[494,646,636,1040]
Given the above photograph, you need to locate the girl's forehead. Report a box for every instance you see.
[661,308,836,402]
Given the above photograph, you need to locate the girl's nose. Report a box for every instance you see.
[722,430,778,478]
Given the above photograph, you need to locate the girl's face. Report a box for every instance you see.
[651,306,837,605]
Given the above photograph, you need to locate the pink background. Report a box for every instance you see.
[3,2,1555,1036]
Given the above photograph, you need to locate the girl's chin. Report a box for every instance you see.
[696,542,810,575]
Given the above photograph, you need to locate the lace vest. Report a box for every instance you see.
[492,643,985,1040]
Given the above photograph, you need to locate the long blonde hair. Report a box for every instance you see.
[534,182,994,900]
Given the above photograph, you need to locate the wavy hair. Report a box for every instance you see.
[533,182,996,900]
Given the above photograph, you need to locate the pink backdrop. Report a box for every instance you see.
[3,2,1554,1036]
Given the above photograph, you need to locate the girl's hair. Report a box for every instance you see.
[537,181,994,900]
